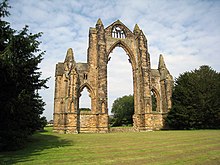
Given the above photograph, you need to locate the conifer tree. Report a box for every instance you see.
[166,65,220,129]
[0,0,48,151]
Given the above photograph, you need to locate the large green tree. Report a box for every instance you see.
[111,95,134,126]
[0,1,48,151]
[166,65,220,129]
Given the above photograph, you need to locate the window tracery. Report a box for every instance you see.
[112,26,126,39]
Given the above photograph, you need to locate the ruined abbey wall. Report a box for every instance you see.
[53,19,173,133]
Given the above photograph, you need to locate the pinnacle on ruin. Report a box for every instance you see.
[96,18,104,30]
[133,24,141,36]
[115,19,121,24]
[96,18,103,25]
[134,24,140,32]
[65,48,74,62]
[158,54,167,69]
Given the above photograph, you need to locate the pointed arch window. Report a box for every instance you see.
[79,86,91,112]
[151,90,157,112]
[112,26,126,39]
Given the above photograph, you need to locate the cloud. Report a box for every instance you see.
[6,0,220,120]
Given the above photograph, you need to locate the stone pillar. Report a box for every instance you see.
[138,31,151,114]
[96,19,108,114]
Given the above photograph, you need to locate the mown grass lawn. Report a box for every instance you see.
[0,127,220,165]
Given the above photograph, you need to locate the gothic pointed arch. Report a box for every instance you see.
[106,20,133,33]
[78,83,94,98]
[105,20,134,39]
[78,83,95,113]
[151,87,161,112]
[107,40,136,70]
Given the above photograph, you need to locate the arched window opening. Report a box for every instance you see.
[112,26,126,39]
[151,91,157,112]
[108,46,133,126]
[79,87,91,111]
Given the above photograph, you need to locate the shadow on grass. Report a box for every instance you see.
[0,128,72,165]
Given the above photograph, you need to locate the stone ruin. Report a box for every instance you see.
[53,19,173,133]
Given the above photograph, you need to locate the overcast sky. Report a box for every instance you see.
[6,0,220,120]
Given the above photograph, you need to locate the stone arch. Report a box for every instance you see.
[107,42,135,124]
[106,39,141,129]
[107,40,136,70]
[78,83,94,96]
[151,87,161,112]
[78,83,94,112]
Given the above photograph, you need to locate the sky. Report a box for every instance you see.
[5,0,220,121]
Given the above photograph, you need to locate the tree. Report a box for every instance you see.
[166,65,220,129]
[39,116,48,130]
[111,95,134,126]
[0,0,48,151]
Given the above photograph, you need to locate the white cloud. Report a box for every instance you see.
[6,0,220,120]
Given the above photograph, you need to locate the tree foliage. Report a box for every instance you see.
[166,65,220,129]
[111,95,134,126]
[0,0,48,151]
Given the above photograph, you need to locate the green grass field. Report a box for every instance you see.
[1,127,220,165]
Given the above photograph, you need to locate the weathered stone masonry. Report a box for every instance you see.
[53,19,173,133]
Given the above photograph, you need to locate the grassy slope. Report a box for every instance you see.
[0,127,220,165]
